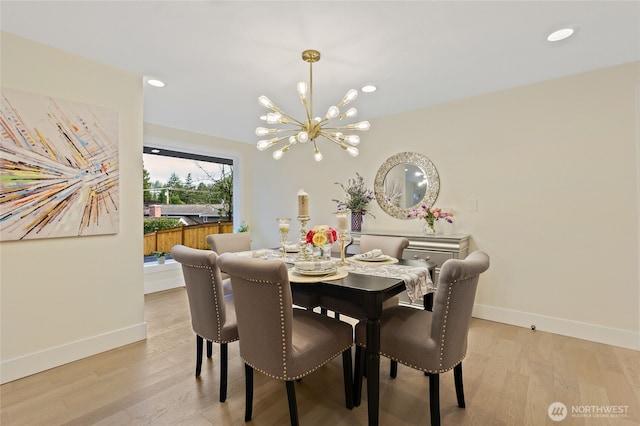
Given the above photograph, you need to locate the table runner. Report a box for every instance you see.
[340,260,434,302]
[233,250,433,302]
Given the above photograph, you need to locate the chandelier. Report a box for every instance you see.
[256,49,370,161]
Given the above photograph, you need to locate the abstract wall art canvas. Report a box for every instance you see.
[0,88,119,241]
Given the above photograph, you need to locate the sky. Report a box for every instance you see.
[143,153,226,185]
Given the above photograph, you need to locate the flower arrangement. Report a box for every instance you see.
[332,172,376,217]
[407,205,453,233]
[306,225,338,247]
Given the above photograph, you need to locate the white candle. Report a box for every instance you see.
[279,223,290,232]
[297,189,309,217]
[336,215,348,233]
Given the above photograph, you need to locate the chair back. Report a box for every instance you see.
[359,234,409,259]
[430,250,490,370]
[206,232,251,254]
[217,253,293,379]
[171,245,228,342]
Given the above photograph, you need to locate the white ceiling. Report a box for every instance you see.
[2,1,639,145]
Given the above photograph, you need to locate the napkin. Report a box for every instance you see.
[235,249,269,258]
[360,249,383,259]
[294,260,335,271]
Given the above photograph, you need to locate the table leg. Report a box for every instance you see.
[366,318,380,426]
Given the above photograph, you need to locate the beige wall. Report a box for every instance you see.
[0,32,146,383]
[250,62,640,349]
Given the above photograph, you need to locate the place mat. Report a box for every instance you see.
[288,268,348,283]
[347,256,399,265]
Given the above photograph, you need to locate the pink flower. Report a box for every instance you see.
[407,205,454,224]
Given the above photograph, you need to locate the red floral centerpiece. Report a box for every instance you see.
[306,225,338,247]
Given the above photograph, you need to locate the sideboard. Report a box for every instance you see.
[350,232,470,307]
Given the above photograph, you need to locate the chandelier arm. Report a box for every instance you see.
[282,139,297,152]
[321,125,365,131]
[265,135,291,145]
[274,127,305,135]
[319,131,348,149]
[276,110,305,126]
[317,116,333,126]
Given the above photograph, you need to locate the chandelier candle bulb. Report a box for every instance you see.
[297,189,309,217]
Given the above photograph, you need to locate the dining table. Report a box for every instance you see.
[243,249,436,426]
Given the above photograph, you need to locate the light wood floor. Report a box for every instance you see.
[2,288,639,425]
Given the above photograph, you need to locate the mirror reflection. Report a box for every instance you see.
[374,152,440,219]
[384,163,428,209]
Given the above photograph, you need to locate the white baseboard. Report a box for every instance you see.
[472,304,639,351]
[0,322,147,384]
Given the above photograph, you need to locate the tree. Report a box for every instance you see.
[166,173,184,204]
[143,167,156,203]
[182,173,194,204]
[196,163,233,220]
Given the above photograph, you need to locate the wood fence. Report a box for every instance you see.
[144,221,234,255]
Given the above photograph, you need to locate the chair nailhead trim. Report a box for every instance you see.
[242,345,352,381]
[237,275,353,381]
[358,275,475,373]
[184,263,227,342]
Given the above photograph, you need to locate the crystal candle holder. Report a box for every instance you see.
[334,211,350,265]
[277,218,291,259]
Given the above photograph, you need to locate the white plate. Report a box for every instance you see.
[285,247,300,253]
[293,267,337,276]
[353,254,390,262]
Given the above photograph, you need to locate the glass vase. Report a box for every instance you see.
[315,244,332,260]
[422,221,436,235]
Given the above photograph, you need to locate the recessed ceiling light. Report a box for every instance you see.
[151,149,160,153]
[147,79,166,88]
[547,28,574,42]
[361,85,377,93]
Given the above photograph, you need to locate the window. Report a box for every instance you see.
[143,147,234,222]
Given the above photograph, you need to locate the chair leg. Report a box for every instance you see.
[220,343,228,402]
[428,373,440,426]
[245,364,253,422]
[454,363,465,408]
[195,335,204,377]
[342,348,354,409]
[390,360,398,378]
[353,345,366,406]
[207,340,213,358]
[285,381,299,426]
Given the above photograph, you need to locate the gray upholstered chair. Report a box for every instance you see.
[170,245,239,402]
[359,234,409,259]
[206,232,251,254]
[216,253,354,425]
[206,232,251,294]
[353,251,490,426]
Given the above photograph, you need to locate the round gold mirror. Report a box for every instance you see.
[374,152,440,219]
